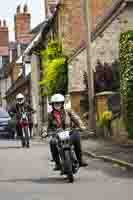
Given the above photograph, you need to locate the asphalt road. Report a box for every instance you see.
[0,139,133,200]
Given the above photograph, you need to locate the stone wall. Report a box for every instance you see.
[68,50,87,93]
[30,54,42,136]
[69,4,133,93]
[58,0,111,55]
[91,19,120,68]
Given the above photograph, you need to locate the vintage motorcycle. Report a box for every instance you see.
[48,129,79,183]
[19,111,30,148]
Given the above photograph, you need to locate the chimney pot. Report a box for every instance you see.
[24,4,28,13]
[17,5,21,13]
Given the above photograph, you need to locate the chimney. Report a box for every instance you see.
[17,5,21,13]
[24,4,28,13]
[0,19,9,56]
[14,4,32,44]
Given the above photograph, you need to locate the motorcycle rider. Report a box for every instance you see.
[47,94,88,170]
[8,93,35,147]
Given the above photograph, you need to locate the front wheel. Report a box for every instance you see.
[64,150,74,183]
[22,128,30,148]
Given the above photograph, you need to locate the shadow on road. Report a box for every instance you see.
[0,146,21,149]
[0,177,68,184]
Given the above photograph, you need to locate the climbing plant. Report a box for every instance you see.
[119,31,133,138]
[39,40,68,96]
[84,60,120,93]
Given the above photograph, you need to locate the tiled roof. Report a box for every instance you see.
[31,21,46,34]
[5,74,30,97]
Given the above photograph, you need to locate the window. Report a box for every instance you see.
[24,63,31,76]
[2,56,9,66]
[0,56,2,69]
[0,56,9,69]
[21,44,28,54]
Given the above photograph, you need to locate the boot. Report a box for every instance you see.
[22,141,25,148]
[79,160,88,167]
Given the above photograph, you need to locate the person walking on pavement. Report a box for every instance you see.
[47,93,88,170]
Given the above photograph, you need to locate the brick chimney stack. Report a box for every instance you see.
[0,19,9,56]
[14,4,32,44]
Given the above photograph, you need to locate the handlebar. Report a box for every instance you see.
[44,127,87,139]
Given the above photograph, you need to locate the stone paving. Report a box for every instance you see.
[82,138,133,164]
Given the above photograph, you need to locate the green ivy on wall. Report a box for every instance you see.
[39,40,68,96]
[120,31,133,138]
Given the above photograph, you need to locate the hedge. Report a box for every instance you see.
[120,31,133,138]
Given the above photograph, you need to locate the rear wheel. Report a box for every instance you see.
[68,174,74,183]
[64,150,74,183]
[21,128,30,148]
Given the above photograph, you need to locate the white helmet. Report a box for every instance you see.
[51,94,65,104]
[16,93,25,105]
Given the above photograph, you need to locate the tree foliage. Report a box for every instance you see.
[40,40,68,96]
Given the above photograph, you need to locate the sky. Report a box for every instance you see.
[0,0,45,41]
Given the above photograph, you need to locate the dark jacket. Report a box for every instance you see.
[8,103,34,124]
[47,109,84,132]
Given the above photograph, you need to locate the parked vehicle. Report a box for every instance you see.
[48,129,79,183]
[0,108,15,139]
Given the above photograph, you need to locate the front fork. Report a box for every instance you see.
[22,127,30,138]
[58,144,79,174]
[22,127,30,147]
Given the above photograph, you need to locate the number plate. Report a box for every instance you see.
[58,131,70,141]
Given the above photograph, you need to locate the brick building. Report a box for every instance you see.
[6,5,33,105]
[68,0,133,114]
[14,4,32,44]
[44,0,115,113]
[45,0,115,54]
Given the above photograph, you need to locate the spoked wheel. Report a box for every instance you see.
[22,128,30,148]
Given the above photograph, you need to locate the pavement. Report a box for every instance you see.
[82,138,133,168]
[0,139,133,199]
